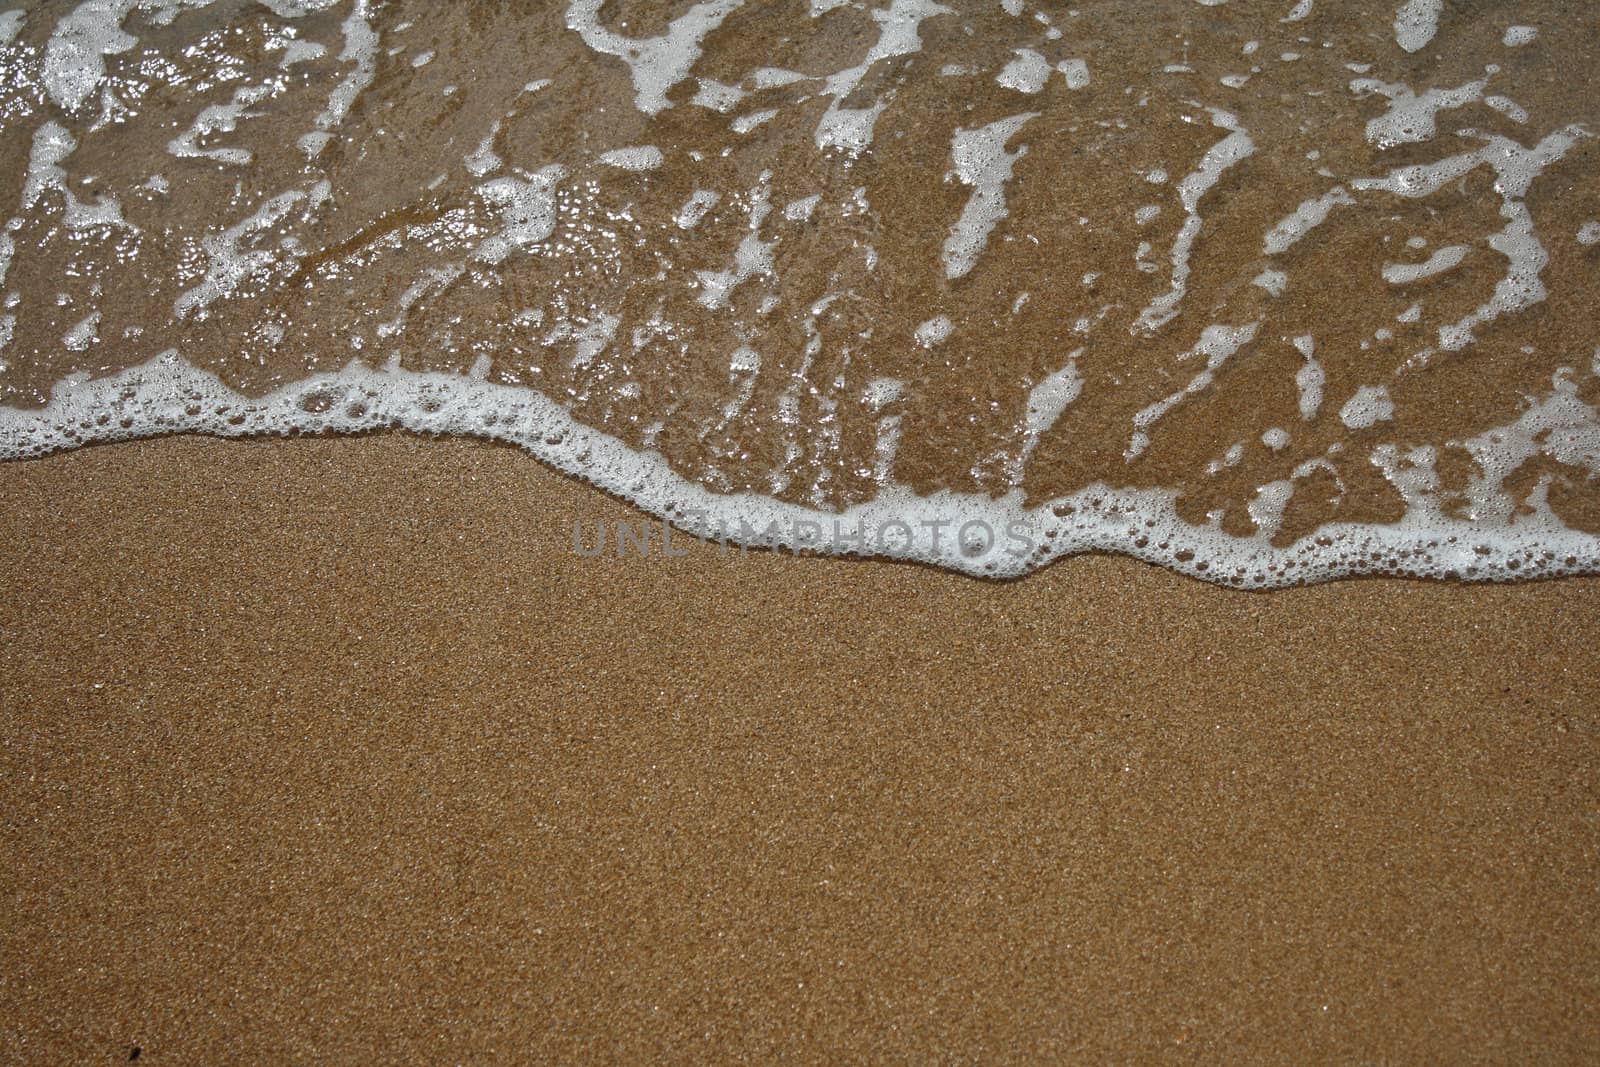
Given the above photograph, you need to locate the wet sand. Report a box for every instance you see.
[2,434,1598,1062]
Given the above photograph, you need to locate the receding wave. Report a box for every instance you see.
[2,0,1599,586]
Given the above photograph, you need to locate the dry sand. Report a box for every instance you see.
[1,434,1598,1062]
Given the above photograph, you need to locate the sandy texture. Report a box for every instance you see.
[2,435,1599,1063]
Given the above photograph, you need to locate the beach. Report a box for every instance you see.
[3,434,1598,1061]
[5,0,1600,1058]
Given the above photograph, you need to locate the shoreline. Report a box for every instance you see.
[2,434,1598,1060]
[8,357,1599,588]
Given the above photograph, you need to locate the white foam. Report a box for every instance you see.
[62,310,101,352]
[566,0,744,116]
[1458,371,1600,524]
[942,112,1037,280]
[1291,335,1323,419]
[1253,269,1287,296]
[21,121,137,232]
[0,10,25,47]
[695,175,774,309]
[9,355,1600,587]
[1579,222,1600,247]
[1244,479,1293,539]
[1353,76,1486,150]
[1502,25,1538,47]
[44,0,141,113]
[814,0,951,153]
[174,187,312,320]
[1011,353,1083,482]
[474,166,567,266]
[1282,1,1313,22]
[1136,109,1254,330]
[464,123,503,177]
[914,315,953,346]
[1382,244,1467,284]
[376,265,464,340]
[1127,322,1260,459]
[1450,132,1579,351]
[862,377,903,408]
[569,313,621,370]
[783,194,820,222]
[1339,384,1394,429]
[731,110,778,134]
[298,0,378,158]
[675,189,720,229]
[169,83,274,165]
[1393,0,1443,54]
[597,145,665,171]
[690,79,744,112]
[258,0,341,15]
[749,67,807,89]
[1057,59,1090,90]
[997,49,1050,94]
[271,40,320,72]
[1485,95,1528,124]
[1350,127,1584,356]
[22,123,78,211]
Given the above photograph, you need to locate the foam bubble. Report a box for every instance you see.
[1382,244,1468,284]
[1393,0,1443,54]
[597,146,665,171]
[566,0,744,117]
[675,189,720,229]
[997,49,1050,94]
[174,187,313,320]
[1137,109,1254,330]
[170,84,275,166]
[1127,322,1261,459]
[16,354,1598,587]
[0,10,26,48]
[473,166,566,267]
[1011,354,1083,483]
[1353,76,1487,150]
[1339,385,1394,429]
[914,316,953,347]
[942,113,1037,280]
[1057,58,1090,90]
[1291,335,1324,419]
[62,310,100,352]
[814,0,952,153]
[731,110,778,134]
[1486,95,1529,125]
[299,0,378,158]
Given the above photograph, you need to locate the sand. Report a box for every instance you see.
[2,434,1598,1062]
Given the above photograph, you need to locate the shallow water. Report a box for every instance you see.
[2,0,1599,585]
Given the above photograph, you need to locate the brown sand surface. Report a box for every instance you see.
[2,435,1599,1063]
